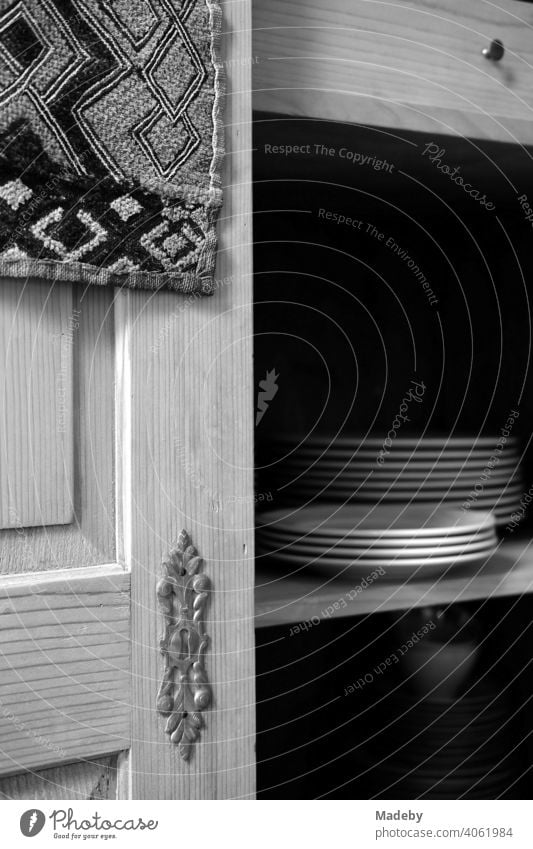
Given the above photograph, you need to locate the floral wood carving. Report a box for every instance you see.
[156,531,211,761]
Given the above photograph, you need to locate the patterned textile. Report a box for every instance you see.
[0,0,224,292]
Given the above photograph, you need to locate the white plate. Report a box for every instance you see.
[277,463,519,481]
[351,495,522,507]
[275,446,519,458]
[276,444,520,456]
[257,533,497,557]
[282,487,522,502]
[257,538,497,554]
[287,492,523,507]
[277,455,520,470]
[283,484,523,501]
[277,455,519,469]
[259,549,493,568]
[281,477,523,492]
[257,538,496,559]
[274,458,520,474]
[258,527,496,551]
[258,548,491,571]
[281,459,522,472]
[258,523,496,544]
[272,435,518,448]
[257,525,496,548]
[269,503,515,528]
[260,504,494,537]
[272,450,519,463]
[275,474,522,492]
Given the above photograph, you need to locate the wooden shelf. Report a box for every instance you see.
[253,0,533,145]
[255,538,533,628]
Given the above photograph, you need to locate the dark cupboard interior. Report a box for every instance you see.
[256,597,533,799]
[253,114,533,798]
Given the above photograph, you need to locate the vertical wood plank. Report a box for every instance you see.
[0,279,74,529]
[118,0,255,799]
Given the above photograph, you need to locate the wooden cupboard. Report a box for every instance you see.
[3,0,533,800]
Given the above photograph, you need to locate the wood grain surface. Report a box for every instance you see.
[253,0,533,143]
[0,279,73,529]
[0,285,115,573]
[0,565,130,776]
[0,756,118,800]
[117,0,256,799]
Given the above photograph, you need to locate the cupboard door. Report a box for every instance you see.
[0,0,254,800]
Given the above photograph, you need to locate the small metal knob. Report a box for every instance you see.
[482,39,505,61]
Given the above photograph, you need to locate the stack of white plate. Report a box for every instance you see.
[257,504,497,581]
[267,435,523,525]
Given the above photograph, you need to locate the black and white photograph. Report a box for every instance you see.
[0,0,533,843]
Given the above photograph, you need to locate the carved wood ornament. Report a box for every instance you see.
[156,531,211,761]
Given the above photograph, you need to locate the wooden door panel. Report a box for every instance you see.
[0,279,74,529]
[0,565,130,776]
[0,285,115,575]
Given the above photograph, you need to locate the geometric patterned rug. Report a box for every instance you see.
[0,0,224,293]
